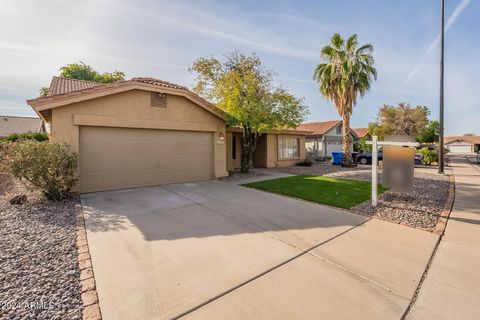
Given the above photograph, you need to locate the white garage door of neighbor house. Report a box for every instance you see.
[326,142,342,157]
[448,145,472,153]
[79,126,214,193]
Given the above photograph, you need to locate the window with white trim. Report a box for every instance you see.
[278,137,299,159]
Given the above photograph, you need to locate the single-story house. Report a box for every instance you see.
[0,115,46,139]
[445,136,480,153]
[297,120,357,158]
[352,128,370,140]
[27,76,307,193]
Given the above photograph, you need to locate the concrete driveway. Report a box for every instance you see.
[81,177,438,320]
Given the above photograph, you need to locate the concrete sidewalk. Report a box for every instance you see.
[408,158,480,319]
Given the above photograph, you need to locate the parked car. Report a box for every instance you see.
[477,152,480,164]
[414,154,423,165]
[357,151,383,165]
[359,151,423,165]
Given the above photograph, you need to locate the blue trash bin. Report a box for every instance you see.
[331,152,343,165]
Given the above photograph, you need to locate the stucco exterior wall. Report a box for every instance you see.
[50,89,227,182]
[267,134,306,168]
[251,134,267,168]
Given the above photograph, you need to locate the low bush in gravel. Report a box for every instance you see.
[5,141,78,201]
[419,147,438,165]
[296,159,313,167]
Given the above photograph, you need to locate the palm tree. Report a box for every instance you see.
[313,33,377,167]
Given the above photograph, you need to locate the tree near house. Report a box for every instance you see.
[39,61,125,97]
[418,120,440,143]
[369,103,430,141]
[190,52,308,173]
[313,34,377,167]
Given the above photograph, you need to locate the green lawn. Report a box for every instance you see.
[244,175,388,209]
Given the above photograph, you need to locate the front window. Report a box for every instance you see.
[279,137,299,159]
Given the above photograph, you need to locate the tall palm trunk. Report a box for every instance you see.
[341,113,353,167]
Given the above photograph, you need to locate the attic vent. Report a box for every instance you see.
[151,92,167,108]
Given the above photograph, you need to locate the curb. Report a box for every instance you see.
[75,203,102,320]
[432,169,455,235]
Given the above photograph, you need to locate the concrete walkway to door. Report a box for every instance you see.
[408,158,480,319]
[81,174,439,320]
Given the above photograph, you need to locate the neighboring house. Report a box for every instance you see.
[27,76,308,193]
[226,128,308,171]
[0,115,46,139]
[352,128,370,140]
[297,120,357,158]
[445,136,480,153]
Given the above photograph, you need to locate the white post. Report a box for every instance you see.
[372,135,378,206]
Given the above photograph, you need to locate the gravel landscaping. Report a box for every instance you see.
[0,173,82,320]
[324,169,450,230]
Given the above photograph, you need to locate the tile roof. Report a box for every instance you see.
[45,76,189,98]
[352,128,369,138]
[27,76,226,120]
[445,136,480,144]
[47,76,101,96]
[131,77,188,91]
[0,115,44,138]
[297,120,341,135]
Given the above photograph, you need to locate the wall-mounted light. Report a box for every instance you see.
[217,132,225,144]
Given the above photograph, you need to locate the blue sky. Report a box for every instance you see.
[0,0,478,135]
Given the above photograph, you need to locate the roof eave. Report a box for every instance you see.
[27,82,226,121]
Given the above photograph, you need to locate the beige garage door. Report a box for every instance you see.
[79,126,214,193]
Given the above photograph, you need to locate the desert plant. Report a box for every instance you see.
[419,147,438,165]
[6,141,78,201]
[296,159,313,167]
[0,132,49,143]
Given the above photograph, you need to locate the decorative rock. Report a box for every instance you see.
[0,179,82,319]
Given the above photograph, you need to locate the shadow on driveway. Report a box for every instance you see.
[81,180,367,243]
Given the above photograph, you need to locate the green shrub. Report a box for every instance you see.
[356,137,372,153]
[419,147,438,165]
[296,159,313,167]
[6,141,78,201]
[0,132,49,143]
